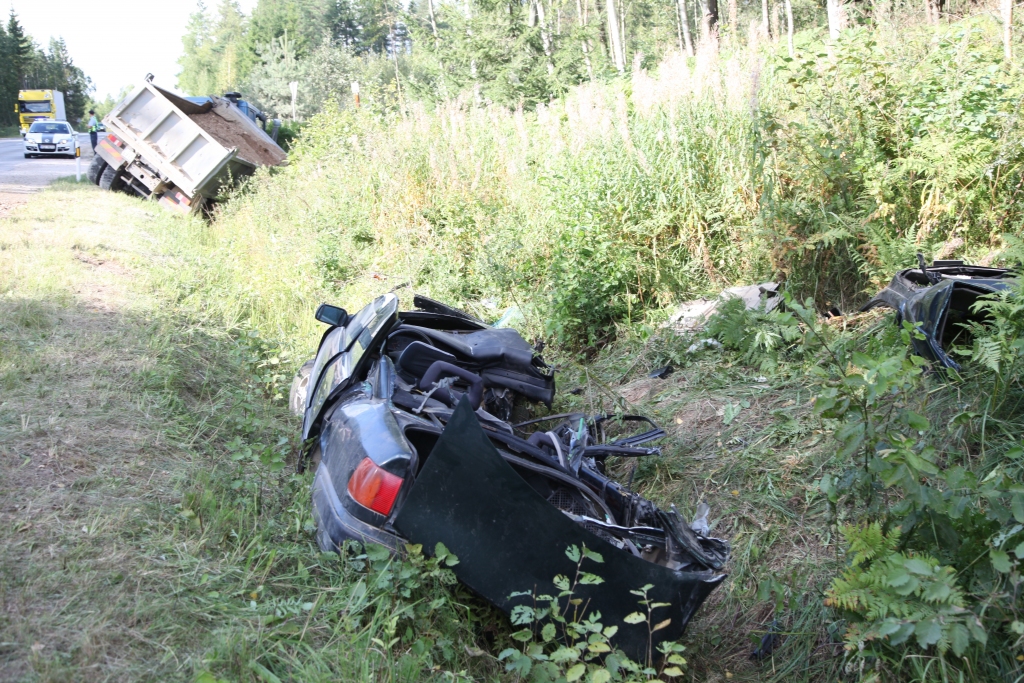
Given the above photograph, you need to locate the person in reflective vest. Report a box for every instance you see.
[87,110,98,152]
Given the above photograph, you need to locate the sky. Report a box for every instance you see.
[9,0,258,99]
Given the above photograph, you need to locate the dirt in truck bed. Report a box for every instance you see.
[188,107,284,167]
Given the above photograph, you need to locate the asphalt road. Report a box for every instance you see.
[0,133,95,193]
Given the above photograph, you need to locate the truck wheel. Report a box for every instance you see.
[87,156,108,185]
[99,165,126,192]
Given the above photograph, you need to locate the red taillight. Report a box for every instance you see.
[347,458,403,515]
[107,134,121,146]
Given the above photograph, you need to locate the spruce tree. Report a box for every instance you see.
[7,10,32,89]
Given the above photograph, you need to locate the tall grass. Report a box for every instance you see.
[165,37,771,348]
[164,13,1024,352]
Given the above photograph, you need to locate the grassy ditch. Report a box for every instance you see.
[2,175,1023,682]
[0,181,851,682]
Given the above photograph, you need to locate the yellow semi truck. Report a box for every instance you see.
[17,90,66,135]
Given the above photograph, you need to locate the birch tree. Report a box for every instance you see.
[785,0,794,56]
[826,0,843,40]
[678,0,695,55]
[532,0,555,75]
[576,0,595,78]
[606,0,626,72]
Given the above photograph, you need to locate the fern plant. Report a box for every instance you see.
[962,273,1024,407]
[825,523,986,660]
[705,295,803,370]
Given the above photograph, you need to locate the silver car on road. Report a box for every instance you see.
[23,120,79,159]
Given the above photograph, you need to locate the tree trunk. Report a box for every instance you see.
[607,0,626,72]
[761,0,771,38]
[675,0,684,52]
[535,0,555,74]
[699,0,719,41]
[728,0,737,38]
[771,1,780,42]
[427,0,440,47]
[678,0,695,55]
[826,0,841,40]
[785,0,794,57]
[577,0,595,79]
[464,0,480,104]
[1003,0,1013,61]
[620,4,627,66]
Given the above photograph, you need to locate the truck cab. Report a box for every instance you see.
[17,90,66,136]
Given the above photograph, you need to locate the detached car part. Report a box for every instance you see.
[862,256,1016,371]
[292,294,729,659]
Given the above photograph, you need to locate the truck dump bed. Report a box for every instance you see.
[187,102,284,167]
[101,81,284,207]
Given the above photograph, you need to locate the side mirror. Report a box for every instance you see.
[315,303,349,327]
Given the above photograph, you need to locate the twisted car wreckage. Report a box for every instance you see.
[862,256,1016,371]
[290,293,730,658]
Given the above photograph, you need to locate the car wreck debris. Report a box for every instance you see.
[291,294,730,659]
[666,282,780,331]
[862,256,1015,371]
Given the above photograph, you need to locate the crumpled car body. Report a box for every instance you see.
[292,294,729,659]
[861,259,1016,371]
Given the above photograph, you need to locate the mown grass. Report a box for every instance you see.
[0,182,501,682]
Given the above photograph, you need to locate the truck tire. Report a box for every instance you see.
[99,165,126,192]
[87,156,108,185]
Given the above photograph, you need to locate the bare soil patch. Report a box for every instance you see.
[0,192,29,218]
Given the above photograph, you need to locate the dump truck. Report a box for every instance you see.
[17,90,66,135]
[90,76,286,214]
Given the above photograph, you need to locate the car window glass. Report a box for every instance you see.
[28,123,69,134]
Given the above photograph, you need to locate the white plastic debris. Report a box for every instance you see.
[666,282,780,332]
[686,338,723,354]
[690,502,710,536]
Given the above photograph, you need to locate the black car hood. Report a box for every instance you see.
[394,399,725,661]
[862,264,1016,371]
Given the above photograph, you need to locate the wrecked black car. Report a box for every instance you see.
[290,293,729,659]
[862,256,1016,371]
